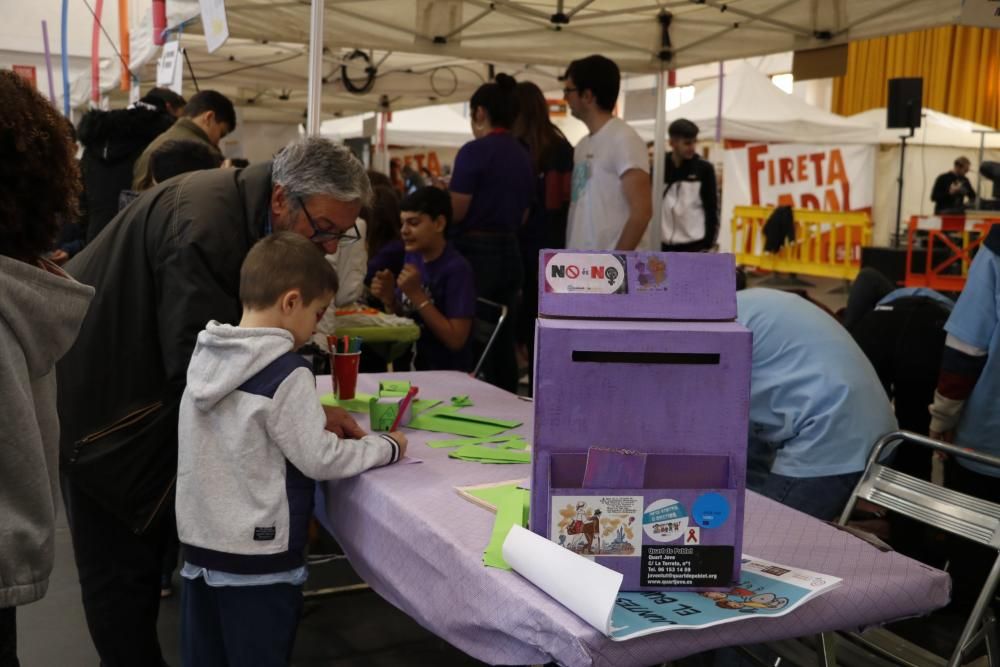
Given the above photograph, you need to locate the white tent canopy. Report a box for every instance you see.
[321,104,474,147]
[849,107,1000,148]
[631,62,878,144]
[211,0,962,74]
[76,30,565,123]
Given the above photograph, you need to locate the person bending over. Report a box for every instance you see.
[737,288,897,520]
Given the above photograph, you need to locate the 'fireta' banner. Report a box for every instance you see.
[719,143,875,250]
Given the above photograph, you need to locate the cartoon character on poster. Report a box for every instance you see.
[552,496,642,556]
[699,584,790,613]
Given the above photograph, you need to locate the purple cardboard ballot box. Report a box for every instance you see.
[531,250,751,591]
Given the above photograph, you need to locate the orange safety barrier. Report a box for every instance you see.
[904,215,1000,292]
[731,206,872,280]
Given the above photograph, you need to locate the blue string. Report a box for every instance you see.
[61,0,70,116]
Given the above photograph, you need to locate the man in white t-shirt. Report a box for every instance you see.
[563,55,651,250]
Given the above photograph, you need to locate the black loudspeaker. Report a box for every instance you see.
[887,78,923,129]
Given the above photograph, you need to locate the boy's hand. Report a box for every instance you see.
[397,264,423,299]
[388,431,408,460]
[371,269,396,308]
[323,406,367,439]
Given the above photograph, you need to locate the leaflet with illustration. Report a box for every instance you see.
[502,526,841,641]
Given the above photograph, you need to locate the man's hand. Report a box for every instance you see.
[50,249,70,265]
[323,406,367,439]
[397,264,424,300]
[388,431,409,460]
[371,269,396,309]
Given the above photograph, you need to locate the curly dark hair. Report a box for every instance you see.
[0,70,81,262]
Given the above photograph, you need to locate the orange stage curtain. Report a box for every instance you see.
[832,26,1000,128]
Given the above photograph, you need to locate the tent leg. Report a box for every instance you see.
[650,69,667,249]
[305,0,325,136]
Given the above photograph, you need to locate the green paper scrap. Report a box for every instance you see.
[410,398,441,415]
[499,439,528,450]
[426,435,525,449]
[369,398,399,432]
[319,392,376,414]
[449,444,531,464]
[450,395,474,408]
[407,407,521,437]
[463,482,528,512]
[379,380,411,397]
[482,487,530,570]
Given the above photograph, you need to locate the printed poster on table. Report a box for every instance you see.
[718,143,875,251]
[502,526,842,641]
[610,555,841,639]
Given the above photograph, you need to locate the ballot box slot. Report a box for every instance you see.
[549,451,732,490]
[571,351,720,365]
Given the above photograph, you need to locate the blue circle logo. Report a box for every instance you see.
[692,493,730,529]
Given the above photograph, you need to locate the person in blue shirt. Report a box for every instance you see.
[737,288,898,520]
[927,227,1000,608]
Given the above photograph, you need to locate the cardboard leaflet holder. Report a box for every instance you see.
[532,251,751,591]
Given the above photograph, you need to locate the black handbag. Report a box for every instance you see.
[64,398,180,535]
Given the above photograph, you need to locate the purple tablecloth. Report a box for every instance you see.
[315,371,950,667]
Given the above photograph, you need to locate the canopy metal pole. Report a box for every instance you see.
[650,68,667,249]
[305,0,325,136]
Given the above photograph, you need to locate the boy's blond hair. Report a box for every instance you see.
[239,232,339,309]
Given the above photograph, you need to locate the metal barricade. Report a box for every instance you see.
[904,215,1000,292]
[732,205,872,281]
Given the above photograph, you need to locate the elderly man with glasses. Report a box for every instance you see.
[55,137,371,667]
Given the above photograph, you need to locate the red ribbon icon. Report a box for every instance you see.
[687,529,697,543]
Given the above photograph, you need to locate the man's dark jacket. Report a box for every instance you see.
[57,163,272,532]
[77,105,174,244]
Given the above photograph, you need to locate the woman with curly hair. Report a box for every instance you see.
[0,70,94,665]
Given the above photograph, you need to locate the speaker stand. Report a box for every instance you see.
[893,125,916,248]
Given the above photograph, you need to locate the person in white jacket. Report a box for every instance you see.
[176,232,406,666]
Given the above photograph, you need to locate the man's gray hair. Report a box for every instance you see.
[272,136,372,207]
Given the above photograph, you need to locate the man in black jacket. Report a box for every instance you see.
[660,118,719,252]
[57,137,370,666]
[931,156,976,214]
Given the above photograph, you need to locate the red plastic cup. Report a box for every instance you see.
[332,351,362,400]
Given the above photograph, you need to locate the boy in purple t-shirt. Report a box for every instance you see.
[371,187,477,371]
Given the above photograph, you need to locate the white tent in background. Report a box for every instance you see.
[848,107,1000,240]
[322,104,473,148]
[631,62,878,144]
[849,107,1000,148]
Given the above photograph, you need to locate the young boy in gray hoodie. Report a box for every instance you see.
[176,231,407,666]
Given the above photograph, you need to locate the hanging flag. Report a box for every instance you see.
[199,0,230,53]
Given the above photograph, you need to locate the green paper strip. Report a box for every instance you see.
[482,487,530,569]
[410,399,441,415]
[449,444,531,464]
[408,407,517,437]
[320,392,376,414]
[427,435,525,449]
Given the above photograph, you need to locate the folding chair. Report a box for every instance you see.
[470,297,507,381]
[824,430,1000,667]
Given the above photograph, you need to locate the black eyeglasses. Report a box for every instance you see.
[297,197,360,245]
